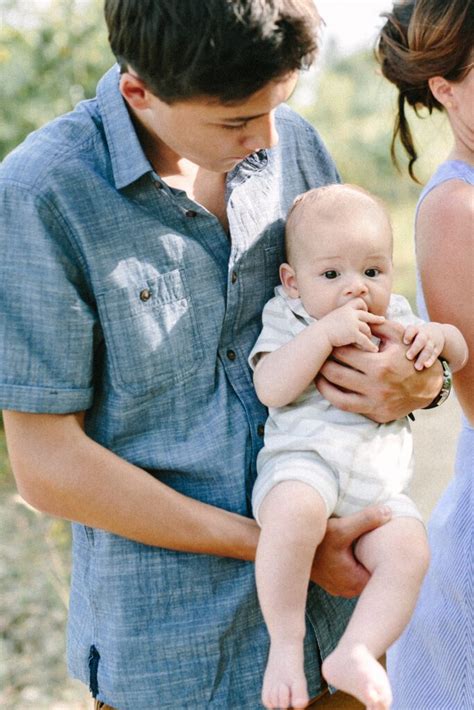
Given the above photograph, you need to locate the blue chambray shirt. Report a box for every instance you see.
[0,66,355,709]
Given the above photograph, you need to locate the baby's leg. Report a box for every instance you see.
[322,517,429,710]
[256,480,328,710]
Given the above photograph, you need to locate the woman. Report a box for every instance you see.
[377,1,473,708]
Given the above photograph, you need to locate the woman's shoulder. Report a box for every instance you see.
[418,178,473,229]
[417,162,473,241]
[415,175,474,278]
[418,160,473,210]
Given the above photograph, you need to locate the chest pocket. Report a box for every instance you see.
[96,268,204,395]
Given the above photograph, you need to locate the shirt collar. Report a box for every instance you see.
[275,285,314,324]
[97,65,153,190]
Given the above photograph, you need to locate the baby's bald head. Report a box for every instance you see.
[285,184,393,267]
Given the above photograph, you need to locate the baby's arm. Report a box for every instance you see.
[403,322,468,372]
[254,298,385,408]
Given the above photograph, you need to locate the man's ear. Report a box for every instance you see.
[279,262,299,298]
[428,76,455,109]
[119,71,152,111]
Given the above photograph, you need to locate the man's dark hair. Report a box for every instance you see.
[104,0,320,103]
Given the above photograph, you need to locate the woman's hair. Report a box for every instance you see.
[104,0,320,104]
[376,0,473,181]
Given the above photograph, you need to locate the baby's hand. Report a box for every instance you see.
[403,323,445,370]
[321,298,385,352]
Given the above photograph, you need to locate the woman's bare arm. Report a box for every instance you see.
[416,180,473,424]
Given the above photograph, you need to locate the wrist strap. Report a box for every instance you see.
[423,357,452,410]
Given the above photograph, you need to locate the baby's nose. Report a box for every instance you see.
[346,277,368,296]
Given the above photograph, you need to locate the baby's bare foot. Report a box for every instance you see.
[322,643,392,710]
[262,640,309,709]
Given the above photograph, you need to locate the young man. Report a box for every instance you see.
[0,2,444,708]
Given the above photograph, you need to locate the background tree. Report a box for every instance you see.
[0,0,113,159]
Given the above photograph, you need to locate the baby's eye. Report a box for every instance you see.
[323,270,339,279]
[365,268,380,278]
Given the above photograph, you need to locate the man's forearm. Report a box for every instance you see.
[3,410,391,597]
[3,410,259,561]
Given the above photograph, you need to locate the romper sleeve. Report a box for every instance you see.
[387,293,425,329]
[248,293,296,371]
[0,182,97,413]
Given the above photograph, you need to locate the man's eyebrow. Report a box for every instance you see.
[217,112,268,123]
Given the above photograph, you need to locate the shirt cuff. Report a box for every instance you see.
[0,383,93,413]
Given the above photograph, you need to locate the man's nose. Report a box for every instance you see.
[241,111,279,152]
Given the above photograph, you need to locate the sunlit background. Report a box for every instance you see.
[316,0,394,53]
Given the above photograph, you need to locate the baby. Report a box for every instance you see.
[249,184,468,710]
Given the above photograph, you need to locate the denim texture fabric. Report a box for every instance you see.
[0,66,356,709]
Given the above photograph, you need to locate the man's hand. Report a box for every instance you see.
[310,506,392,597]
[317,320,443,423]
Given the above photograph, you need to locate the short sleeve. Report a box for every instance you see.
[387,294,425,329]
[0,182,97,413]
[248,294,296,370]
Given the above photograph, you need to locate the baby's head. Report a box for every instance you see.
[280,184,394,319]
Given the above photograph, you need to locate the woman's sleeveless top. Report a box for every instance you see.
[388,160,474,710]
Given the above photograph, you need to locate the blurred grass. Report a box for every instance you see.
[0,417,91,709]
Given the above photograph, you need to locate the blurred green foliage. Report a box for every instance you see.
[0,0,113,160]
[0,429,89,708]
[0,2,111,704]
[0,493,89,708]
[0,2,454,707]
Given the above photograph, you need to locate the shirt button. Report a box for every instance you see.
[257,424,265,437]
[231,271,238,284]
[226,350,236,361]
[186,209,197,218]
[139,288,152,302]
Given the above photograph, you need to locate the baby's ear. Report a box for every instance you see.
[279,262,299,298]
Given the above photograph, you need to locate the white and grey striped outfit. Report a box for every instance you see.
[249,286,423,525]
